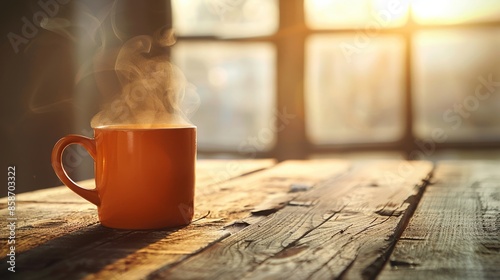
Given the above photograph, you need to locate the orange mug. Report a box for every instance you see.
[51,125,196,230]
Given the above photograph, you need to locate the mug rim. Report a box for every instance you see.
[92,124,196,130]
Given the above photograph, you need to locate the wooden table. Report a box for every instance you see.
[1,159,499,279]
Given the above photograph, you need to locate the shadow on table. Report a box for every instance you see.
[0,223,183,279]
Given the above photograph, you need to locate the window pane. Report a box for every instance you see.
[413,28,500,142]
[412,0,500,25]
[305,35,405,144]
[305,0,409,29]
[172,42,276,151]
[172,0,278,37]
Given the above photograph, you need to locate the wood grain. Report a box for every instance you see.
[151,160,433,280]
[378,161,500,280]
[0,159,276,206]
[0,160,276,257]
[0,160,349,279]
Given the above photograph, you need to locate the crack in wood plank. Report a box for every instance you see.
[378,161,500,280]
[0,160,349,280]
[149,161,433,280]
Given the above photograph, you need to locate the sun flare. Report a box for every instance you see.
[411,0,500,24]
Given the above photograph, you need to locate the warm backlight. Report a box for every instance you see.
[412,0,500,25]
[305,0,409,29]
[305,0,500,28]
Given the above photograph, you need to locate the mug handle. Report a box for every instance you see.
[51,135,100,206]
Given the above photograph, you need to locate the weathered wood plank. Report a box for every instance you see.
[151,160,433,280]
[76,160,349,280]
[0,160,349,279]
[0,203,100,256]
[0,159,276,258]
[2,220,227,280]
[378,161,500,280]
[0,159,276,206]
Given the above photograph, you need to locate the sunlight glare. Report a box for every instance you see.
[305,0,409,29]
[412,0,500,24]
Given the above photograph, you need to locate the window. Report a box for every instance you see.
[412,0,500,25]
[173,41,276,151]
[172,0,500,159]
[305,35,405,144]
[305,0,409,29]
[171,0,278,155]
[172,0,278,37]
[413,28,500,142]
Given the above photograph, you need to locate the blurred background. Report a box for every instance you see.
[1,0,500,194]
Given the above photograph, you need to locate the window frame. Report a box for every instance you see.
[174,0,500,160]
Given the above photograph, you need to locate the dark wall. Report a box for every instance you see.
[1,0,172,195]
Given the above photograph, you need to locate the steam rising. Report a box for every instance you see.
[38,2,198,129]
[91,33,196,128]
